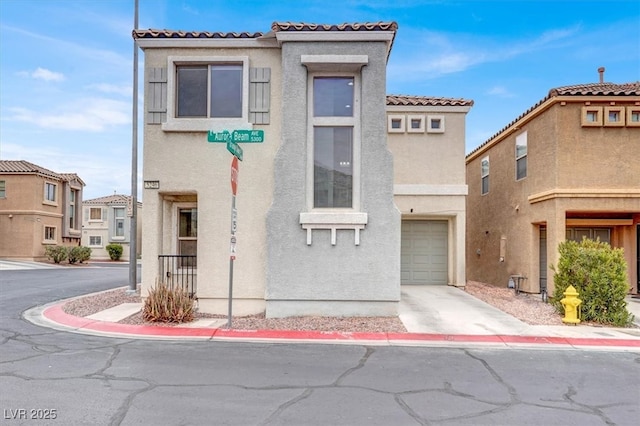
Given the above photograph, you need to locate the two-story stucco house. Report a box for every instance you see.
[134,21,471,318]
[465,76,640,298]
[0,160,84,260]
[81,194,142,261]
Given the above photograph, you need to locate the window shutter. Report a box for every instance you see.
[249,67,270,124]
[147,67,167,124]
[83,207,89,222]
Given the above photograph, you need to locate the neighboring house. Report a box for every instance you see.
[387,96,472,287]
[81,194,142,261]
[465,76,640,298]
[0,160,85,260]
[134,21,471,318]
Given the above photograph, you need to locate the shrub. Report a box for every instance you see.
[68,246,92,264]
[78,246,92,263]
[551,238,634,327]
[45,245,68,264]
[106,243,123,261]
[143,281,195,323]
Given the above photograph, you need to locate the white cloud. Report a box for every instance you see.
[390,25,580,81]
[6,98,130,132]
[31,67,65,82]
[88,83,132,97]
[486,86,515,98]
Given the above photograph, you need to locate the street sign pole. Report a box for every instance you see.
[227,156,239,328]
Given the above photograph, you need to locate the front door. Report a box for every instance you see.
[178,207,197,267]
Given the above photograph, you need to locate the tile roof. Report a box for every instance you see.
[549,82,640,96]
[133,21,398,39]
[387,95,474,107]
[0,160,84,184]
[84,194,137,206]
[467,81,640,159]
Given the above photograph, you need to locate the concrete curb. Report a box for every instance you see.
[25,302,640,350]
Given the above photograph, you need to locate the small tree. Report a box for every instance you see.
[106,243,124,261]
[551,238,634,326]
[44,245,68,264]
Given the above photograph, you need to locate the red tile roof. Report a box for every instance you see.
[84,194,137,206]
[133,21,398,39]
[0,160,84,185]
[387,95,474,107]
[549,82,640,96]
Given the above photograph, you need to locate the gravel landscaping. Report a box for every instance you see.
[62,280,568,331]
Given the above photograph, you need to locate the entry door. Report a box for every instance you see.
[401,220,448,285]
[178,207,197,267]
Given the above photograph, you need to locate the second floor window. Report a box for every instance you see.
[0,180,5,198]
[114,208,125,237]
[69,189,77,229]
[515,132,527,180]
[90,207,102,220]
[312,76,355,208]
[481,157,490,195]
[45,182,56,202]
[176,64,242,118]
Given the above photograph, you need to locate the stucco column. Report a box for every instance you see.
[547,206,566,297]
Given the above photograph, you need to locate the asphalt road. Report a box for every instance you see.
[1,266,639,425]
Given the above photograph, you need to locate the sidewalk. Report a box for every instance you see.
[24,286,640,350]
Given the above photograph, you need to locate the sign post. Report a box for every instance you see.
[208,128,265,328]
[227,155,239,328]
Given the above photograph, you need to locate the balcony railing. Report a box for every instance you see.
[158,255,197,298]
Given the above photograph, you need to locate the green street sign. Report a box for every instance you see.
[208,129,264,143]
[232,130,264,143]
[226,140,243,161]
[208,130,230,143]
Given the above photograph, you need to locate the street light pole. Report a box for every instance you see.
[128,0,139,293]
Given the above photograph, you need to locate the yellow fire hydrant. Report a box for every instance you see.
[560,285,582,325]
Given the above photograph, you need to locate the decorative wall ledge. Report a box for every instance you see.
[300,212,368,245]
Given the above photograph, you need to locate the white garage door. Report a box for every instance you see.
[401,220,448,285]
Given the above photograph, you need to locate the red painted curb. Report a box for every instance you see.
[42,304,640,347]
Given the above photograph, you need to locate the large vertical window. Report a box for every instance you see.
[312,77,355,208]
[45,182,56,202]
[114,207,125,237]
[178,208,197,266]
[69,189,77,229]
[481,156,490,195]
[0,180,5,198]
[515,132,527,180]
[176,64,242,118]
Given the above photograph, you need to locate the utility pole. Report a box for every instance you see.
[128,0,139,294]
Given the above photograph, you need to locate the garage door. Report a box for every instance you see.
[401,220,448,285]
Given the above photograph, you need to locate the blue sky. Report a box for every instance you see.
[1,0,638,200]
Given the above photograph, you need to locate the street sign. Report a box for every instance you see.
[230,156,239,196]
[227,140,243,161]
[208,129,264,143]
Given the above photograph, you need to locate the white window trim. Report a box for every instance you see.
[88,235,103,247]
[43,181,57,206]
[113,207,126,239]
[427,115,445,133]
[387,114,405,133]
[173,202,197,261]
[301,72,365,245]
[88,207,104,222]
[481,156,490,195]
[162,55,250,132]
[43,225,57,244]
[515,131,527,181]
[407,115,425,133]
